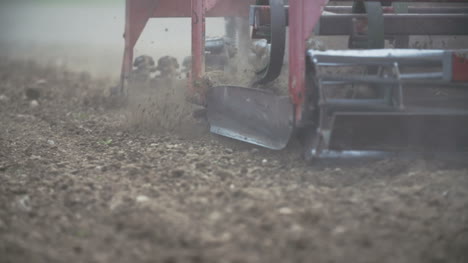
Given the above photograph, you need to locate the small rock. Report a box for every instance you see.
[195,162,208,169]
[136,195,150,203]
[332,225,347,235]
[30,231,43,240]
[47,139,56,146]
[16,114,35,120]
[95,166,105,172]
[262,159,268,165]
[240,167,248,175]
[225,148,233,154]
[290,224,303,233]
[0,94,9,102]
[25,87,41,100]
[208,211,222,222]
[171,169,185,177]
[30,155,42,160]
[216,169,232,180]
[307,38,327,51]
[278,207,293,215]
[35,79,47,85]
[166,144,179,149]
[17,195,32,212]
[73,245,83,254]
[29,100,39,108]
[220,232,232,242]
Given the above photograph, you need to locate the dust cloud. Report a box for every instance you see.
[0,1,229,135]
[0,1,225,78]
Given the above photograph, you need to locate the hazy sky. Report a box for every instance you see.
[0,0,120,7]
[0,0,225,75]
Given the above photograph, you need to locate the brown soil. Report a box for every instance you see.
[1,59,468,263]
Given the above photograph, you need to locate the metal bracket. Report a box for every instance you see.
[349,0,384,49]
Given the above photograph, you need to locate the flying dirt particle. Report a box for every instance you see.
[261,159,268,165]
[0,94,9,102]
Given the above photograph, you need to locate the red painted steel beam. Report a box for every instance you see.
[453,53,468,82]
[191,0,206,104]
[151,0,254,18]
[121,0,253,87]
[289,0,329,126]
[325,6,468,13]
[121,0,157,84]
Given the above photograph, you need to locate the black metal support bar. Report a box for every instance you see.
[317,14,468,36]
[250,5,468,36]
[329,0,468,2]
[324,6,468,13]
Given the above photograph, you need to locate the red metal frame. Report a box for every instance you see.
[191,0,206,102]
[289,0,328,125]
[122,0,467,124]
[453,53,468,82]
[121,0,325,121]
[121,0,252,98]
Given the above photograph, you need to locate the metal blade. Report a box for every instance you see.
[207,86,293,150]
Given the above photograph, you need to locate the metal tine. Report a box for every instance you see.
[320,71,443,85]
[318,76,468,87]
[316,61,441,67]
[309,49,447,66]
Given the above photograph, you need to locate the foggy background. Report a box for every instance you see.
[0,0,225,77]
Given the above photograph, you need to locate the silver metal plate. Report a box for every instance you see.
[207,86,294,150]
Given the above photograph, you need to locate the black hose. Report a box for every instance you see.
[253,0,286,86]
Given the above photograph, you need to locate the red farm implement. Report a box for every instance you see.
[121,0,468,159]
